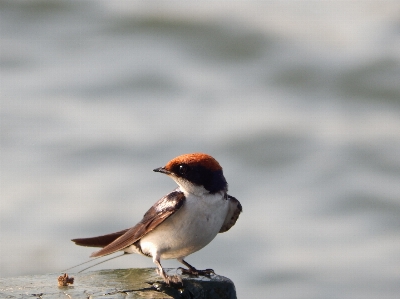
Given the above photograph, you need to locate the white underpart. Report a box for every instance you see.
[125,183,229,261]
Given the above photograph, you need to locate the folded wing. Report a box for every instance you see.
[72,229,129,248]
[219,194,242,233]
[72,190,186,257]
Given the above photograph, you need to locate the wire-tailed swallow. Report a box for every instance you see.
[72,153,242,286]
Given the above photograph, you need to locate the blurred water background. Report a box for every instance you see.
[1,1,400,298]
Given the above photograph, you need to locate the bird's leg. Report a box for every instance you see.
[177,258,215,276]
[153,256,182,287]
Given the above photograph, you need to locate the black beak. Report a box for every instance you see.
[153,167,170,174]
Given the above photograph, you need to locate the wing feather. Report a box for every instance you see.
[219,194,242,233]
[71,190,185,258]
[72,229,129,248]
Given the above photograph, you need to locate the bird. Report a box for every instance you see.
[72,153,242,286]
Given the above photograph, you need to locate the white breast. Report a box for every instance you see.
[139,191,229,260]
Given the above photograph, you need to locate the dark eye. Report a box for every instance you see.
[179,164,189,175]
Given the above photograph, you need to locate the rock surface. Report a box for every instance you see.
[0,268,237,298]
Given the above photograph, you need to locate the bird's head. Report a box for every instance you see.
[153,153,227,195]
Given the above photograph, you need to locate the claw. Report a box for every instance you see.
[177,258,215,277]
[178,267,215,277]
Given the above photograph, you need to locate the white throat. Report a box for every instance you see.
[172,176,209,196]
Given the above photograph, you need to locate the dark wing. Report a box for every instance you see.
[72,190,186,258]
[219,194,242,233]
[72,229,129,248]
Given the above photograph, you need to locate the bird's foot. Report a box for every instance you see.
[178,267,215,277]
[156,268,183,288]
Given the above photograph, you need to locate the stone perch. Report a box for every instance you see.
[0,268,237,299]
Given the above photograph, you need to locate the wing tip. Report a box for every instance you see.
[71,238,86,246]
